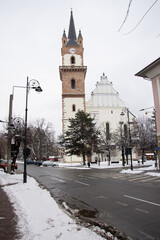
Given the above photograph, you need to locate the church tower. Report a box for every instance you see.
[59,10,87,133]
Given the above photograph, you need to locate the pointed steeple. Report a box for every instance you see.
[62,29,67,38]
[67,10,78,46]
[78,30,83,39]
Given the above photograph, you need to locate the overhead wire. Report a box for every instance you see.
[124,0,159,35]
[118,0,133,32]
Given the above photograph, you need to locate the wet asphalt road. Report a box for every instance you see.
[19,164,160,240]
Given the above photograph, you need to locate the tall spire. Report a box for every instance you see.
[67,10,78,46]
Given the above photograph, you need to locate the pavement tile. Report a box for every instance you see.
[0,186,20,240]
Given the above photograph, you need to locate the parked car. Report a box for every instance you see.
[0,160,18,172]
[26,159,35,165]
[34,160,43,166]
[42,161,58,167]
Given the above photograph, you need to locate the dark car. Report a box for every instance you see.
[26,159,35,165]
[34,160,43,166]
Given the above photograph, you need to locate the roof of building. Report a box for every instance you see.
[78,30,83,39]
[62,30,67,39]
[135,57,160,78]
[86,73,125,107]
[67,11,78,46]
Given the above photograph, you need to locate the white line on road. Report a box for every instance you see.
[135,208,149,214]
[75,180,90,186]
[51,177,66,183]
[117,201,128,207]
[124,195,160,207]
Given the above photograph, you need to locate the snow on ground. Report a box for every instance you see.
[0,160,159,240]
[0,170,107,240]
[120,160,160,176]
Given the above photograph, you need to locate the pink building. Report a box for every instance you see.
[135,57,160,167]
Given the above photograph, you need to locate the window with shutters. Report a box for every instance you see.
[106,123,110,140]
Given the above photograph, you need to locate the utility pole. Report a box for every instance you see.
[7,94,13,173]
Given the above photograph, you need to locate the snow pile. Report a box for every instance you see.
[120,161,160,176]
[0,170,104,240]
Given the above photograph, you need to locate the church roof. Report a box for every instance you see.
[86,73,125,107]
[67,10,78,46]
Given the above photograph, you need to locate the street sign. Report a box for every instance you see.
[155,148,160,150]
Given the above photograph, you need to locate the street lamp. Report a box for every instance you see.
[23,77,42,183]
[120,108,133,170]
[120,111,125,167]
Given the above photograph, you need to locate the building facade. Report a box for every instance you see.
[59,11,136,163]
[59,10,87,162]
[135,57,160,168]
[59,10,87,133]
[86,73,136,162]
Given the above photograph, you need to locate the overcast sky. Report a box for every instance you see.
[0,0,159,136]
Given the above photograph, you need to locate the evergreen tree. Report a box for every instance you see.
[59,110,101,165]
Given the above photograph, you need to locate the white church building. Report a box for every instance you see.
[86,73,136,162]
[59,11,136,163]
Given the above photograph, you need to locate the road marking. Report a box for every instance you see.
[51,177,66,183]
[75,180,90,186]
[128,176,151,181]
[124,195,160,207]
[135,208,149,214]
[96,195,108,200]
[117,201,128,207]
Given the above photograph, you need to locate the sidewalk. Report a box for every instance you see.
[0,185,20,240]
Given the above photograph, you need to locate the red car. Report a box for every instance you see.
[0,160,18,172]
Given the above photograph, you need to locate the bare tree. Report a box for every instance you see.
[27,119,56,161]
[112,124,129,166]
[135,116,157,164]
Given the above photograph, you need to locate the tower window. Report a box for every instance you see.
[72,104,76,112]
[71,79,76,89]
[71,56,75,64]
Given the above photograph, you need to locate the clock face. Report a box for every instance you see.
[70,48,76,54]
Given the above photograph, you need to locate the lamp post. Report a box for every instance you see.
[23,77,42,183]
[119,112,125,167]
[120,108,133,170]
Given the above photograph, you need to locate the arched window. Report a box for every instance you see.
[71,56,75,64]
[72,104,76,112]
[124,124,128,137]
[106,123,110,140]
[71,79,75,89]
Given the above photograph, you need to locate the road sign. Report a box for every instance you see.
[155,147,160,150]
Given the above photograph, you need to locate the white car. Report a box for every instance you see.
[42,161,58,167]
